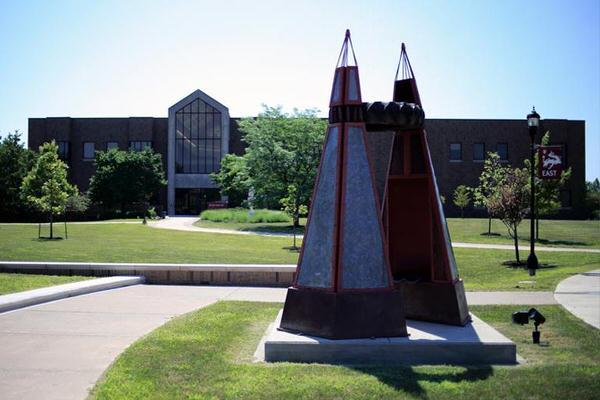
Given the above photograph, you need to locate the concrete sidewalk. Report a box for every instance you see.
[0,276,143,313]
[555,269,600,329]
[0,284,558,400]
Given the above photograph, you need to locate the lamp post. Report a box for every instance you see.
[527,107,540,276]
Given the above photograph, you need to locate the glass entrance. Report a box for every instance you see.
[175,189,221,215]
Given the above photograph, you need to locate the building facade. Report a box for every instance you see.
[28,89,586,218]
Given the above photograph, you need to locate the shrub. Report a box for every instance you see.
[200,208,290,224]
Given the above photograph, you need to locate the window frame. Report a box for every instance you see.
[106,141,119,150]
[473,142,485,162]
[449,142,462,162]
[82,142,95,160]
[496,142,509,161]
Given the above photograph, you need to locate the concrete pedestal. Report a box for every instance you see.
[259,311,516,365]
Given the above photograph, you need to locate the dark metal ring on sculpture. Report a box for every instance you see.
[362,101,425,131]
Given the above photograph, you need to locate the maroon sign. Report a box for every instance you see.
[207,201,228,209]
[538,146,563,180]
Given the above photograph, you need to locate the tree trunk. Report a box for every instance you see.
[514,224,520,264]
[488,216,492,235]
[49,213,53,239]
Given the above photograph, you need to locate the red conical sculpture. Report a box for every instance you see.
[383,44,469,325]
[279,30,408,339]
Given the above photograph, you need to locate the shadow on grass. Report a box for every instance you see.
[34,237,64,241]
[353,366,493,397]
[502,261,557,269]
[480,232,502,237]
[282,246,301,253]
[535,239,588,247]
[240,225,306,235]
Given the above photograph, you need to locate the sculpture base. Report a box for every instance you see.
[394,279,470,326]
[260,310,517,365]
[279,287,408,339]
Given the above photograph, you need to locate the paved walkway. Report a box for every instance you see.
[0,284,558,400]
[150,217,600,253]
[554,269,600,329]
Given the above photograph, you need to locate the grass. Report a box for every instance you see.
[200,208,291,223]
[194,216,600,249]
[453,248,599,291]
[0,224,597,291]
[0,272,93,295]
[0,223,301,265]
[447,218,600,248]
[89,301,600,400]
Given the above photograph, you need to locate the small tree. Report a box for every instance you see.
[523,131,571,240]
[280,184,307,250]
[453,185,471,218]
[89,149,166,215]
[473,152,508,234]
[21,141,76,238]
[488,167,530,264]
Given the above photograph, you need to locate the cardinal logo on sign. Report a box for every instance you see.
[538,146,563,180]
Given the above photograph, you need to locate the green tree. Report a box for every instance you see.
[488,167,530,264]
[21,141,76,238]
[453,185,471,218]
[213,105,327,211]
[0,131,36,221]
[88,149,166,215]
[473,152,508,234]
[280,184,308,250]
[523,131,571,239]
[584,179,600,219]
[210,154,250,207]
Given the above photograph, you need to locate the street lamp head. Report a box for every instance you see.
[527,106,540,128]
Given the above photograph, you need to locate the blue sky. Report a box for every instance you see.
[1,0,598,179]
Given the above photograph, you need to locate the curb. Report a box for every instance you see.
[0,276,144,313]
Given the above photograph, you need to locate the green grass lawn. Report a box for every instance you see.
[447,218,600,248]
[0,223,301,265]
[195,216,599,248]
[0,272,93,295]
[89,301,600,400]
[0,224,598,291]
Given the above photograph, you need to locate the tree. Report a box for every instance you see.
[20,141,76,238]
[473,152,508,235]
[523,131,571,239]
[88,149,166,214]
[280,184,308,250]
[210,154,250,207]
[488,167,530,264]
[212,105,327,211]
[584,179,600,219]
[453,185,471,218]
[0,131,36,221]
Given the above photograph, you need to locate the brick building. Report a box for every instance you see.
[28,89,586,218]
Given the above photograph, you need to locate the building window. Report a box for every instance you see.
[106,141,119,150]
[449,143,462,161]
[497,143,508,161]
[57,141,70,160]
[175,98,222,174]
[129,141,152,152]
[473,143,485,161]
[83,142,95,160]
